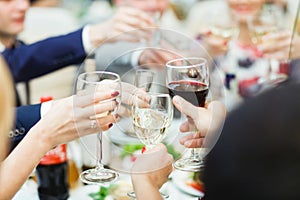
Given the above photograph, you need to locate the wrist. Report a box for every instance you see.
[132,174,159,190]
[88,23,108,48]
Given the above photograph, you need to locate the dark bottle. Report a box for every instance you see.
[36,96,69,200]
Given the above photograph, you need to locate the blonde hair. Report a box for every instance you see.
[0,56,15,160]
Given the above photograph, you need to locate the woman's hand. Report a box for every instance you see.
[89,6,154,47]
[172,96,226,148]
[31,89,119,149]
[257,30,300,60]
[131,144,173,200]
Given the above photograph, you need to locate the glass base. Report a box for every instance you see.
[127,191,169,199]
[80,168,119,185]
[173,157,205,172]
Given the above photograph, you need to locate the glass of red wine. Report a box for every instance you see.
[166,57,209,172]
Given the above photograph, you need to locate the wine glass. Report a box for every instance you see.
[127,92,173,199]
[247,4,287,85]
[76,71,121,185]
[166,57,209,172]
[134,69,156,92]
[208,8,239,46]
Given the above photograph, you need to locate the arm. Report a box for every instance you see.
[131,144,173,200]
[2,29,86,83]
[0,90,119,199]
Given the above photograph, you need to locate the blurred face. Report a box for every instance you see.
[0,0,30,37]
[226,0,265,22]
[116,0,169,15]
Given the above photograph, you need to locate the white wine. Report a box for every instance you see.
[210,25,239,41]
[132,108,171,147]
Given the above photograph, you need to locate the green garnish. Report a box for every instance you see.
[120,143,181,159]
[120,143,144,158]
[88,186,111,200]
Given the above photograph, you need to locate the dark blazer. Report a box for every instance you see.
[3,29,87,150]
[10,104,41,151]
[2,29,86,83]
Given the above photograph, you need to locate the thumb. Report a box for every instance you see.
[172,96,201,119]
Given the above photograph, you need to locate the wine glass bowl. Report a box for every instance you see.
[132,93,173,149]
[166,57,209,172]
[247,4,288,86]
[166,58,209,107]
[76,71,121,185]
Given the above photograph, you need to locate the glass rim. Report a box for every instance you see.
[77,71,121,84]
[166,57,207,69]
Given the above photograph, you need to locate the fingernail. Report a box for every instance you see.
[111,91,119,97]
[223,40,228,46]
[108,123,113,128]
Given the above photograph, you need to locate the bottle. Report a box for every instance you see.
[36,96,69,200]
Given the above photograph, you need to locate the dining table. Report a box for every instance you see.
[13,118,203,200]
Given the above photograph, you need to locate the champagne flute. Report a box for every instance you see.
[127,92,173,199]
[76,71,121,185]
[166,57,209,172]
[134,69,156,92]
[247,4,287,85]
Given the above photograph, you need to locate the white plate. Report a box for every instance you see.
[70,185,99,200]
[172,170,204,197]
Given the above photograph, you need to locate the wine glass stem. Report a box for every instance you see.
[191,148,200,161]
[96,132,104,170]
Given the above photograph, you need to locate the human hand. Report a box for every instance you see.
[196,29,230,58]
[89,6,154,47]
[138,48,178,71]
[131,144,173,192]
[257,30,300,60]
[31,90,119,149]
[117,82,150,118]
[172,96,226,148]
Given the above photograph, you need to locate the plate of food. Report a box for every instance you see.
[172,170,205,198]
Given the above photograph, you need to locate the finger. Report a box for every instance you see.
[262,30,291,41]
[117,104,131,118]
[75,90,119,108]
[173,95,205,120]
[96,113,117,126]
[179,121,196,133]
[179,132,204,148]
[88,99,118,119]
[118,7,153,26]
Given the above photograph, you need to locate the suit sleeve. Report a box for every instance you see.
[9,104,41,151]
[2,29,87,83]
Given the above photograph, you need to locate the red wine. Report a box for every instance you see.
[168,81,209,107]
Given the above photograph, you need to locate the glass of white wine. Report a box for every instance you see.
[76,71,121,185]
[247,4,287,85]
[127,92,173,199]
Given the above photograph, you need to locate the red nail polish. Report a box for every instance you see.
[108,123,113,128]
[111,91,119,97]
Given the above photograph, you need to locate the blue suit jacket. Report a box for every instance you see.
[2,29,86,83]
[10,104,41,151]
[4,29,87,149]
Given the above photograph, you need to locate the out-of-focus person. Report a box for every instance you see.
[187,0,299,111]
[0,0,153,106]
